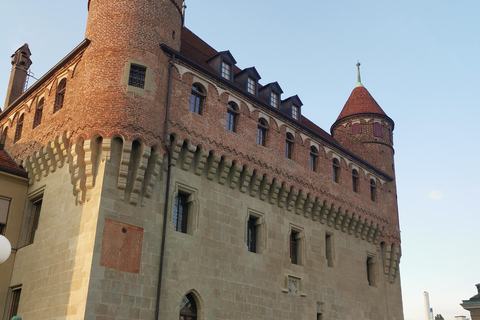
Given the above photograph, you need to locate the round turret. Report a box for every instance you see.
[72,0,184,144]
[331,63,395,177]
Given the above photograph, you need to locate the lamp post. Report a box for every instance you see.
[0,234,12,264]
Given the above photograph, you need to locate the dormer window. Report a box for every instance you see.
[280,95,303,121]
[270,92,279,108]
[221,61,231,80]
[292,105,299,120]
[247,77,255,95]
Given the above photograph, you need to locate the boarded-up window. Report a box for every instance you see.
[373,122,383,137]
[352,123,361,134]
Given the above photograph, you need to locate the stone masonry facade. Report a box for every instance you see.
[0,0,404,319]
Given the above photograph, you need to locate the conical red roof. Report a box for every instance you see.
[335,84,387,122]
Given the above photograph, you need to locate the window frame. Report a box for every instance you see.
[309,146,318,171]
[27,197,42,245]
[247,76,255,95]
[270,92,279,109]
[370,179,377,202]
[190,83,205,115]
[373,122,383,138]
[54,78,67,113]
[0,196,11,235]
[14,114,24,142]
[285,132,294,159]
[173,192,189,234]
[325,233,334,267]
[179,293,198,320]
[246,210,266,254]
[352,169,359,193]
[226,102,239,132]
[121,60,154,96]
[332,158,340,183]
[257,118,268,147]
[366,255,377,286]
[292,105,299,120]
[289,226,304,266]
[352,122,361,134]
[33,98,44,129]
[5,286,21,320]
[221,61,231,80]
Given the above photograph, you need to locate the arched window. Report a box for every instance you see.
[190,83,205,115]
[14,114,24,142]
[257,118,268,146]
[33,98,44,128]
[332,158,340,183]
[352,169,359,193]
[1,127,7,144]
[370,179,377,202]
[54,78,66,113]
[285,132,294,159]
[309,146,318,171]
[179,293,198,320]
[226,102,239,132]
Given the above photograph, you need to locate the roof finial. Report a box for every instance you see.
[356,60,363,87]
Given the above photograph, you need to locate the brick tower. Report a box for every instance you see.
[331,62,395,178]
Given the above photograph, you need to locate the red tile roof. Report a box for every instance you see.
[336,85,387,122]
[0,145,26,177]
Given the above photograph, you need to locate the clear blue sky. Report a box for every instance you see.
[1,1,479,319]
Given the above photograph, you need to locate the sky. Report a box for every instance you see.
[0,1,479,319]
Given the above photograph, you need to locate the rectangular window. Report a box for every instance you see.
[317,313,323,320]
[292,105,299,120]
[221,61,231,80]
[27,198,42,245]
[173,193,189,233]
[247,216,258,253]
[367,256,376,286]
[128,64,146,89]
[270,92,278,108]
[0,196,11,235]
[373,122,383,137]
[247,77,255,94]
[325,233,333,267]
[352,122,361,134]
[290,231,299,264]
[8,286,21,319]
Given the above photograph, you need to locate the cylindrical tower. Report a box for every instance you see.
[74,0,184,144]
[331,63,395,177]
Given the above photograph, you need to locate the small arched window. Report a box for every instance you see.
[180,293,198,320]
[285,133,294,159]
[33,98,44,128]
[370,179,377,202]
[332,158,340,183]
[257,118,268,146]
[14,114,24,142]
[190,83,205,115]
[309,146,318,171]
[226,102,239,132]
[54,78,66,113]
[352,169,359,193]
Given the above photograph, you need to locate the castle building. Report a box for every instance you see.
[0,1,404,319]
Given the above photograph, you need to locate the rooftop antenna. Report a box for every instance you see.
[356,60,363,87]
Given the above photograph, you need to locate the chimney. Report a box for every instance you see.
[4,44,32,110]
